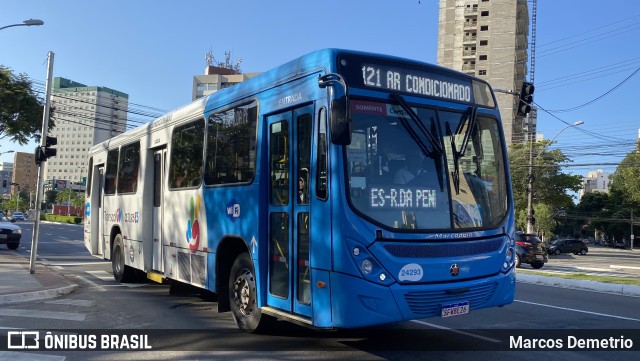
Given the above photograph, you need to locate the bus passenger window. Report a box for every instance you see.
[205,101,257,186]
[104,148,119,195]
[169,119,204,189]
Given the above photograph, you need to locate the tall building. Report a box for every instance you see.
[437,0,531,146]
[10,152,37,196]
[0,162,13,198]
[578,169,610,200]
[46,77,128,187]
[192,51,260,100]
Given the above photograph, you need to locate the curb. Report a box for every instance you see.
[0,284,79,305]
[516,273,640,297]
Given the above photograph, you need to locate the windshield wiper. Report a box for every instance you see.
[448,107,478,195]
[446,122,461,195]
[390,93,443,156]
[456,106,477,158]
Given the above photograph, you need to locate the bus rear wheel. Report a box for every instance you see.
[112,234,135,283]
[229,253,271,333]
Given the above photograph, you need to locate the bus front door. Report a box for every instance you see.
[266,105,313,319]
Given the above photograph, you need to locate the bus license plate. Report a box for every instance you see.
[441,302,469,318]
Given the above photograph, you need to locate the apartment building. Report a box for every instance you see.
[578,169,611,200]
[46,77,128,187]
[437,0,531,146]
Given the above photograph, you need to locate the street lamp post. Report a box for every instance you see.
[0,150,15,156]
[526,121,584,234]
[0,19,44,31]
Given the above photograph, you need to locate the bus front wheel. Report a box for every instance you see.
[229,253,271,332]
[112,234,134,283]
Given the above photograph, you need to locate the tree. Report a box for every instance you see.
[610,142,640,204]
[508,140,583,236]
[0,66,47,145]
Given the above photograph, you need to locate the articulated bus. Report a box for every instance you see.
[84,49,516,332]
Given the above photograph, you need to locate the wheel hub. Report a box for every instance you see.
[233,270,253,316]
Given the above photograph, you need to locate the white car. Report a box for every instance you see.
[0,213,22,250]
[11,212,26,221]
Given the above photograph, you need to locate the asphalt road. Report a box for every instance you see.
[2,221,638,361]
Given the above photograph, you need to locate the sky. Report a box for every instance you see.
[1,0,639,179]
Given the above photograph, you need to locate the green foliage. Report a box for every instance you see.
[0,66,48,145]
[610,144,640,204]
[508,140,583,236]
[42,214,83,224]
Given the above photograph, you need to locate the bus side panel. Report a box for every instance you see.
[163,188,209,287]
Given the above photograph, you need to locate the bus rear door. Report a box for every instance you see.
[266,105,313,318]
[152,149,165,271]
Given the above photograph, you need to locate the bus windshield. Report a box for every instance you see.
[346,99,508,231]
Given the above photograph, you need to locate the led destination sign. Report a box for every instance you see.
[370,187,437,209]
[360,63,473,103]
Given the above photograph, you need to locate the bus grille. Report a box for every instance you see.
[384,238,503,258]
[403,282,497,317]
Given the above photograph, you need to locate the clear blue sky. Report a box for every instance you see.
[2,0,639,178]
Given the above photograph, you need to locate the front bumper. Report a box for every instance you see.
[329,269,515,328]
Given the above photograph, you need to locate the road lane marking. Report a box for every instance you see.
[85,270,114,281]
[74,275,107,292]
[515,300,640,322]
[46,299,94,307]
[0,308,85,321]
[610,264,640,270]
[49,262,107,267]
[410,320,501,343]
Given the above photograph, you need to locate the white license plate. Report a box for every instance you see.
[441,301,469,318]
[0,234,6,239]
[535,255,543,260]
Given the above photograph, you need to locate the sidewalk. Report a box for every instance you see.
[0,251,78,305]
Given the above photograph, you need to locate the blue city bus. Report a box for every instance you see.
[84,49,516,332]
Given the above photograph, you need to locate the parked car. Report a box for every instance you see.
[547,238,588,255]
[515,231,547,269]
[11,211,26,221]
[0,213,22,250]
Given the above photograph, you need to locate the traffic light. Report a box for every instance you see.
[517,81,535,116]
[35,136,58,165]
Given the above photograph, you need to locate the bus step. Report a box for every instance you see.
[146,271,164,284]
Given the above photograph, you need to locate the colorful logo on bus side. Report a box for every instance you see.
[185,196,201,253]
[85,202,91,217]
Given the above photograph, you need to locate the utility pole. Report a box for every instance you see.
[631,210,634,251]
[525,0,538,234]
[29,51,54,274]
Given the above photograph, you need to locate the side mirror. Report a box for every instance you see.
[319,74,351,145]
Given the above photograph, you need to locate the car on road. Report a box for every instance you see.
[0,213,22,250]
[515,231,547,269]
[11,211,26,221]
[547,238,588,255]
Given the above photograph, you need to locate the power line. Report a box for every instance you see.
[543,67,640,113]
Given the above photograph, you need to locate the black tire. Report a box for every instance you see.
[580,249,587,255]
[229,253,272,333]
[554,249,561,255]
[112,234,135,283]
[531,262,544,269]
[7,241,19,250]
[515,254,521,268]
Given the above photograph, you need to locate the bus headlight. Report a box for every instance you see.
[501,238,515,273]
[345,237,394,285]
[361,259,373,274]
